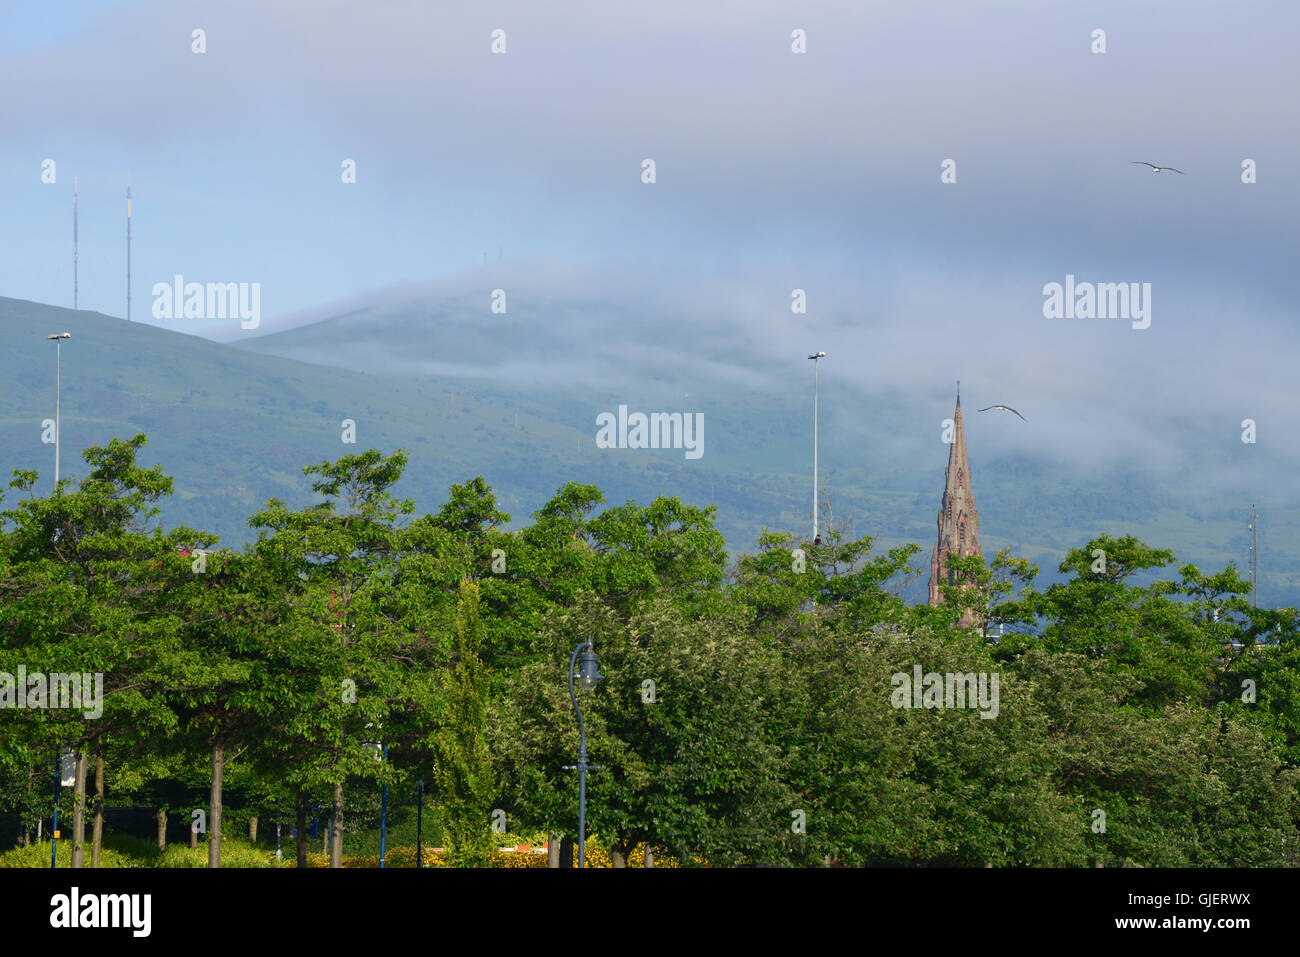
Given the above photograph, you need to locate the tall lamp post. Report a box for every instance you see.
[48,333,71,487]
[379,743,388,868]
[563,642,602,868]
[51,754,61,868]
[808,352,826,544]
[416,776,424,869]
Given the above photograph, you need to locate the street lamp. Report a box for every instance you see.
[47,333,71,487]
[51,753,61,868]
[807,352,826,545]
[416,776,424,869]
[50,748,73,868]
[563,641,602,867]
[380,743,389,868]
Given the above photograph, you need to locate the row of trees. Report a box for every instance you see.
[1,433,1297,866]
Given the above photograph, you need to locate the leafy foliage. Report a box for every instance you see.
[2,436,1297,867]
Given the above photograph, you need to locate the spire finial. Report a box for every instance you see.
[957,378,960,402]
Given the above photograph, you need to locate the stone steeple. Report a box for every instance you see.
[929,386,982,616]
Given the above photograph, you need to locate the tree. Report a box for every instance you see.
[730,523,917,638]
[432,581,495,866]
[0,435,201,866]
[1021,535,1219,709]
[246,449,419,867]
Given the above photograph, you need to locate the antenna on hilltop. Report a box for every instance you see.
[1248,505,1259,608]
[126,171,132,322]
[73,177,79,311]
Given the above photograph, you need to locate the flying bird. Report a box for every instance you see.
[977,404,1026,421]
[1131,161,1185,174]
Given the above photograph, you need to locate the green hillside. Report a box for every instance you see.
[0,297,807,561]
[2,296,1295,607]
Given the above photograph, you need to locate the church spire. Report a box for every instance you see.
[929,387,982,619]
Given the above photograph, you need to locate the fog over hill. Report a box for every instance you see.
[4,256,1295,608]
[208,258,1300,607]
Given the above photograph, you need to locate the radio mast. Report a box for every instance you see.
[126,172,132,321]
[73,177,78,310]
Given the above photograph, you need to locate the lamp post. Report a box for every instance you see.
[47,333,71,487]
[807,352,825,544]
[379,743,388,868]
[563,642,602,868]
[1248,505,1259,608]
[416,777,424,869]
[50,749,73,867]
[50,754,61,868]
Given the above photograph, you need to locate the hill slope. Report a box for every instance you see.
[0,297,812,564]
[3,296,1295,607]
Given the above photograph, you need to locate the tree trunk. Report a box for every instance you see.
[644,845,654,868]
[611,847,628,868]
[156,809,167,852]
[329,782,344,868]
[547,833,559,868]
[559,835,574,868]
[248,817,258,842]
[91,752,105,868]
[294,792,308,868]
[208,742,223,868]
[70,751,88,868]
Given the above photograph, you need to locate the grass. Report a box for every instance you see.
[0,833,279,868]
[0,833,675,868]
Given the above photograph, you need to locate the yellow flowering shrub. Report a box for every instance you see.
[296,839,682,868]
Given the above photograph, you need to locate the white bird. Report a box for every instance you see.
[977,404,1026,421]
[1131,161,1185,174]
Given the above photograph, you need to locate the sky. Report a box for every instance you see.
[2,0,1297,491]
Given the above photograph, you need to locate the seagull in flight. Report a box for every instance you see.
[977,404,1027,421]
[1131,161,1185,174]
